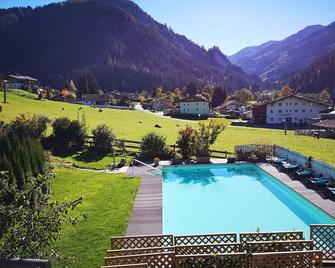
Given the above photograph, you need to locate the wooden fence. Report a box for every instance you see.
[310,224,335,261]
[104,226,335,267]
[85,136,233,158]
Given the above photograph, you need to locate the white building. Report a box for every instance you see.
[265,95,332,124]
[176,97,210,115]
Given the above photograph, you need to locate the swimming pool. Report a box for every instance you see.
[162,164,335,237]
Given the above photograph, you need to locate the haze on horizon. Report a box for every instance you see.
[1,0,335,55]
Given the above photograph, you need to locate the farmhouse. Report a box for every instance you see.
[176,96,210,116]
[151,97,174,111]
[68,94,112,106]
[252,95,333,124]
[5,74,39,90]
[214,99,245,114]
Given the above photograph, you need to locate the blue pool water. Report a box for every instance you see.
[162,164,335,237]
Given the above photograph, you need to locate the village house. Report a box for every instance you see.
[67,94,112,106]
[251,94,333,124]
[176,96,210,116]
[4,74,39,90]
[151,97,174,111]
[214,99,246,114]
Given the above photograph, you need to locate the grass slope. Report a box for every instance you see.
[1,90,335,166]
[51,167,140,268]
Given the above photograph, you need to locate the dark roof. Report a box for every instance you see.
[177,96,209,103]
[8,74,38,82]
[215,99,245,109]
[264,94,333,107]
[80,94,111,102]
[313,120,335,130]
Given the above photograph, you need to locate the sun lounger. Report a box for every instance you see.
[282,162,300,170]
[327,187,335,199]
[307,177,330,188]
[272,156,287,164]
[295,168,313,178]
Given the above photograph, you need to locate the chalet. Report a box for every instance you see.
[176,96,210,116]
[251,95,333,124]
[68,94,112,106]
[214,99,245,114]
[5,74,39,90]
[151,97,174,111]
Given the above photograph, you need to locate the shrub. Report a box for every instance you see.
[51,117,86,155]
[177,126,197,160]
[140,132,166,160]
[91,124,115,153]
[195,120,225,156]
[10,114,50,139]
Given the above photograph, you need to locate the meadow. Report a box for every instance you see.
[51,166,140,268]
[1,90,335,166]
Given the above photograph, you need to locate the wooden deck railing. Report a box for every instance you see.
[174,233,237,246]
[111,235,174,250]
[311,224,335,261]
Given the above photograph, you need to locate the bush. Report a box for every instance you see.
[51,117,86,155]
[140,132,166,160]
[177,126,197,160]
[92,124,115,153]
[10,114,50,139]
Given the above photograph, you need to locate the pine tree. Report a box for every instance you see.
[0,153,15,185]
[12,153,25,191]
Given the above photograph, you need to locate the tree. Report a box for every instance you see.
[319,89,331,102]
[0,170,85,261]
[177,126,197,160]
[153,87,163,98]
[10,114,50,139]
[185,82,197,97]
[92,124,115,153]
[77,71,100,97]
[51,117,86,155]
[279,85,293,97]
[140,132,166,160]
[66,80,77,91]
[212,86,227,107]
[235,88,254,103]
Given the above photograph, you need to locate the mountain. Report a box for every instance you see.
[230,23,335,82]
[288,48,335,94]
[0,0,259,92]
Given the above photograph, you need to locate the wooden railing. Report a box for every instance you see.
[311,224,335,261]
[104,227,335,267]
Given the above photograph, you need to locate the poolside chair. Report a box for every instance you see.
[327,187,335,200]
[295,168,314,179]
[281,161,300,171]
[307,177,330,189]
[272,156,287,164]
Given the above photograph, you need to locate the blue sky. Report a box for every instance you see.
[1,0,335,55]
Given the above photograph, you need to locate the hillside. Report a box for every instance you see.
[288,48,335,94]
[1,90,335,166]
[0,0,258,92]
[230,23,335,83]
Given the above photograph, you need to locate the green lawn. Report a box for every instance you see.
[56,151,134,170]
[1,90,335,166]
[51,166,140,268]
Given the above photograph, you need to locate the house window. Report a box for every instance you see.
[196,108,199,111]
[302,102,306,106]
[286,103,288,106]
[270,104,274,107]
[196,103,199,105]
[270,118,274,121]
[278,103,282,106]
[294,102,298,105]
[286,110,288,112]
[289,110,291,112]
[270,110,273,113]
[294,109,298,112]
[310,109,313,112]
[187,103,190,106]
[278,110,282,113]
[302,109,305,113]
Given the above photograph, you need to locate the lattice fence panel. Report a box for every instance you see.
[246,240,313,253]
[175,253,248,268]
[250,250,323,268]
[111,235,174,250]
[175,243,241,255]
[174,233,237,246]
[101,264,148,268]
[107,246,175,257]
[105,252,175,268]
[311,224,335,261]
[240,231,304,244]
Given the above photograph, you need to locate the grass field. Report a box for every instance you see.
[51,166,140,268]
[1,90,335,166]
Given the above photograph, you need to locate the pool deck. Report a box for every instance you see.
[258,163,335,218]
[126,160,335,236]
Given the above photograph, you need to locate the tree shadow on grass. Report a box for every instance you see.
[73,150,108,163]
